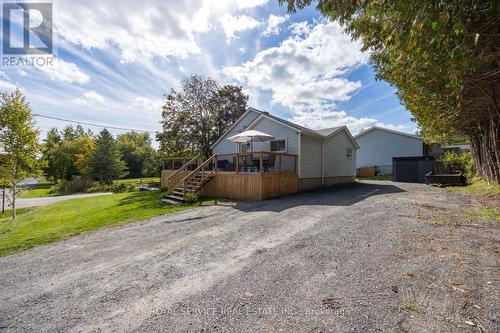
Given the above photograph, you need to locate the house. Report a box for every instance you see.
[354,126,424,175]
[162,107,358,201]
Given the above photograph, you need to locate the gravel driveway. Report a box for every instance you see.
[0,181,498,332]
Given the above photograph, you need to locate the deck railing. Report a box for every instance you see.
[162,157,196,170]
[215,152,297,175]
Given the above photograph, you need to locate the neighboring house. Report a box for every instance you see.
[354,126,424,175]
[212,107,359,191]
[162,107,359,202]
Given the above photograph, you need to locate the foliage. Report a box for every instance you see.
[0,89,41,218]
[41,126,95,181]
[117,132,158,178]
[57,178,95,194]
[279,0,499,183]
[442,151,475,179]
[158,75,248,157]
[90,129,127,183]
[87,182,136,194]
[183,192,199,204]
[0,191,195,256]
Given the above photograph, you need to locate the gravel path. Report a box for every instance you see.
[0,181,498,332]
[2,192,112,209]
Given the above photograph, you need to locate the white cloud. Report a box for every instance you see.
[38,58,90,84]
[289,109,409,135]
[222,20,407,132]
[54,0,222,62]
[235,0,269,9]
[132,96,162,114]
[219,13,261,41]
[224,21,369,113]
[72,91,104,105]
[0,79,17,91]
[263,14,289,36]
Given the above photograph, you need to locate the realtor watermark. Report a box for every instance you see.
[1,1,55,67]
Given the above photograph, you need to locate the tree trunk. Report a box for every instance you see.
[11,164,16,219]
[468,115,500,184]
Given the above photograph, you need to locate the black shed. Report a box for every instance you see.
[392,156,434,183]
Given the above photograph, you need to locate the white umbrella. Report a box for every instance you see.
[227,130,274,152]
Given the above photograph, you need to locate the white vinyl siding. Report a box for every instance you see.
[212,110,261,154]
[324,131,357,177]
[355,129,423,170]
[247,117,299,154]
[299,134,322,178]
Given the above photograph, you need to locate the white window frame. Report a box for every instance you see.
[269,138,287,152]
[346,147,353,159]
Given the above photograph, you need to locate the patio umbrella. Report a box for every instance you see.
[227,130,274,152]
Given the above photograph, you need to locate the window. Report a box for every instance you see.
[270,139,286,152]
[346,148,353,159]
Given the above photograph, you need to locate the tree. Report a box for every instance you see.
[41,128,62,182]
[0,90,41,219]
[90,129,127,183]
[158,75,248,158]
[117,132,157,180]
[280,0,499,183]
[41,127,95,181]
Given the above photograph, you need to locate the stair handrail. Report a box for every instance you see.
[165,155,198,182]
[180,155,217,194]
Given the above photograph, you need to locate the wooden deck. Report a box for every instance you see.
[161,152,298,201]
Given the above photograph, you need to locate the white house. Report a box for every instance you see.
[212,107,359,190]
[354,126,424,175]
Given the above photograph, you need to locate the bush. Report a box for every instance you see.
[442,151,475,180]
[88,182,136,193]
[57,178,94,194]
[183,192,198,204]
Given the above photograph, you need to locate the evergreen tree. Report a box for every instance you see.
[90,129,127,183]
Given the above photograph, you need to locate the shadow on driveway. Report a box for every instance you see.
[233,182,405,213]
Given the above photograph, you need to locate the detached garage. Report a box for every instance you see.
[354,126,424,175]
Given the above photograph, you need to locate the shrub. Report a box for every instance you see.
[183,192,198,204]
[442,151,475,180]
[88,182,136,193]
[58,178,94,194]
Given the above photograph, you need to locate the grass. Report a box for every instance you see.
[465,208,500,222]
[0,191,205,256]
[18,181,57,198]
[448,178,500,196]
[356,174,392,181]
[18,177,161,199]
[402,303,418,312]
[116,177,160,185]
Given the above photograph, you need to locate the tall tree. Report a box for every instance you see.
[0,90,41,219]
[90,129,127,183]
[280,0,499,183]
[41,128,62,182]
[117,132,157,180]
[158,75,248,158]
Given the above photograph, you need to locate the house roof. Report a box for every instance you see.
[211,107,360,149]
[354,126,422,140]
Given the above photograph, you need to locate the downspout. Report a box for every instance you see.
[321,139,325,185]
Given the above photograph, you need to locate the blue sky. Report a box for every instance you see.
[0,0,416,142]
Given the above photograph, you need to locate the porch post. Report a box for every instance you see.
[259,152,263,174]
[236,153,239,174]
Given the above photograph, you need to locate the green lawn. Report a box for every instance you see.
[356,175,392,181]
[116,177,160,185]
[0,191,204,256]
[19,181,57,198]
[447,178,500,196]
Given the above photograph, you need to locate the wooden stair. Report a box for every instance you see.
[165,155,216,203]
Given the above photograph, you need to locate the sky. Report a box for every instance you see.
[0,0,417,143]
